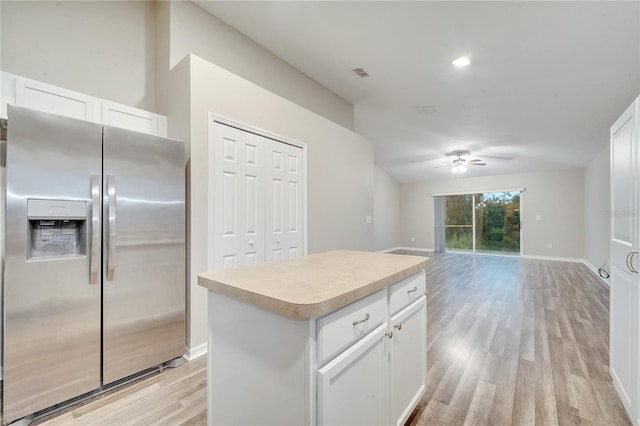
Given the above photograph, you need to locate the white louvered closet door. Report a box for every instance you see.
[265,140,304,261]
[213,123,266,268]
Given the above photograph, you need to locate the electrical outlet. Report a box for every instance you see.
[411,237,415,242]
[366,215,372,224]
[547,243,553,249]
[536,215,541,221]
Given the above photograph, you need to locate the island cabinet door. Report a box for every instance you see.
[317,324,389,426]
[389,296,427,426]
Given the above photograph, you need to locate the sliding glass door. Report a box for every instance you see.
[474,192,520,253]
[444,191,521,254]
[444,194,475,251]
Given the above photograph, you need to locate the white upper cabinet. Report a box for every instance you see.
[1,72,166,137]
[101,101,167,136]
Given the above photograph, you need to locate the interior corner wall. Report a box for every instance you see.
[167,0,354,130]
[584,146,610,272]
[373,165,401,251]
[185,54,373,349]
[400,168,585,259]
[154,0,171,116]
[0,0,156,111]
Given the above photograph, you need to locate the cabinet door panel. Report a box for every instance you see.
[317,324,388,426]
[389,296,427,426]
[101,101,165,137]
[15,76,99,122]
[610,98,639,423]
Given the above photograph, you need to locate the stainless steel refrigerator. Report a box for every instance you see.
[2,105,186,423]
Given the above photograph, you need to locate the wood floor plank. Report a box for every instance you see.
[512,358,536,425]
[462,380,496,426]
[23,251,630,426]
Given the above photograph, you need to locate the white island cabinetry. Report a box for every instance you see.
[198,250,428,426]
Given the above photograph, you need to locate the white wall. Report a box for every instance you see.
[181,54,373,349]
[373,165,401,251]
[584,146,610,272]
[400,168,585,259]
[167,1,354,130]
[1,1,156,111]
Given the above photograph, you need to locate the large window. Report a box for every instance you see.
[444,191,521,254]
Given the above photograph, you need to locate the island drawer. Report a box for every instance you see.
[388,271,426,316]
[316,288,387,365]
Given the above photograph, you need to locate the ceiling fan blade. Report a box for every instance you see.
[481,154,513,160]
[468,159,483,163]
[445,149,470,157]
[468,162,487,166]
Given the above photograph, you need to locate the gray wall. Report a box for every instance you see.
[400,168,585,259]
[373,165,401,251]
[181,54,373,349]
[165,1,354,130]
[1,1,156,110]
[584,146,610,274]
[0,0,354,130]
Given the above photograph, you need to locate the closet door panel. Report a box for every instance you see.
[213,123,265,268]
[266,140,304,262]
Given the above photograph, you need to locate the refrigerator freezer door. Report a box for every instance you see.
[102,125,185,385]
[3,106,102,423]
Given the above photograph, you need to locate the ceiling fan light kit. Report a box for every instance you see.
[447,150,486,177]
[451,164,467,174]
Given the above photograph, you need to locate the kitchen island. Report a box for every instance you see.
[198,250,428,425]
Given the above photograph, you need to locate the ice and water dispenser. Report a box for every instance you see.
[27,199,87,259]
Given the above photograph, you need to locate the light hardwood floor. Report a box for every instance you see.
[29,252,628,425]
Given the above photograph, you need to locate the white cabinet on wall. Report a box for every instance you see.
[1,72,167,136]
[610,96,639,425]
[210,119,305,269]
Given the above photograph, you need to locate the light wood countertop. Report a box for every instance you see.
[198,250,428,320]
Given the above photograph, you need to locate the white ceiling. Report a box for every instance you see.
[195,1,640,183]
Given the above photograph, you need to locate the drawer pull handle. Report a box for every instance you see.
[407,286,418,294]
[394,323,402,331]
[385,331,394,339]
[352,313,370,326]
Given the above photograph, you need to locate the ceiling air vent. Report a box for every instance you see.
[352,68,370,77]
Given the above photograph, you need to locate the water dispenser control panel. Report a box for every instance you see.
[27,199,88,260]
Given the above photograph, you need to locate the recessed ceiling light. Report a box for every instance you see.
[452,57,470,67]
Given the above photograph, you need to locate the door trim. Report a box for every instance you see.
[206,112,308,271]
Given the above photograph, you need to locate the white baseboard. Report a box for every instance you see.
[376,247,400,253]
[583,260,610,288]
[388,246,434,253]
[521,254,585,263]
[185,342,207,361]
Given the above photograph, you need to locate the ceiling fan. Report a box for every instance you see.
[444,150,486,174]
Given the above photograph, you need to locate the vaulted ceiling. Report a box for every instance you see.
[196,1,640,183]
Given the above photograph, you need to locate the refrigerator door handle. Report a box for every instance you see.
[107,174,117,281]
[89,174,101,284]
